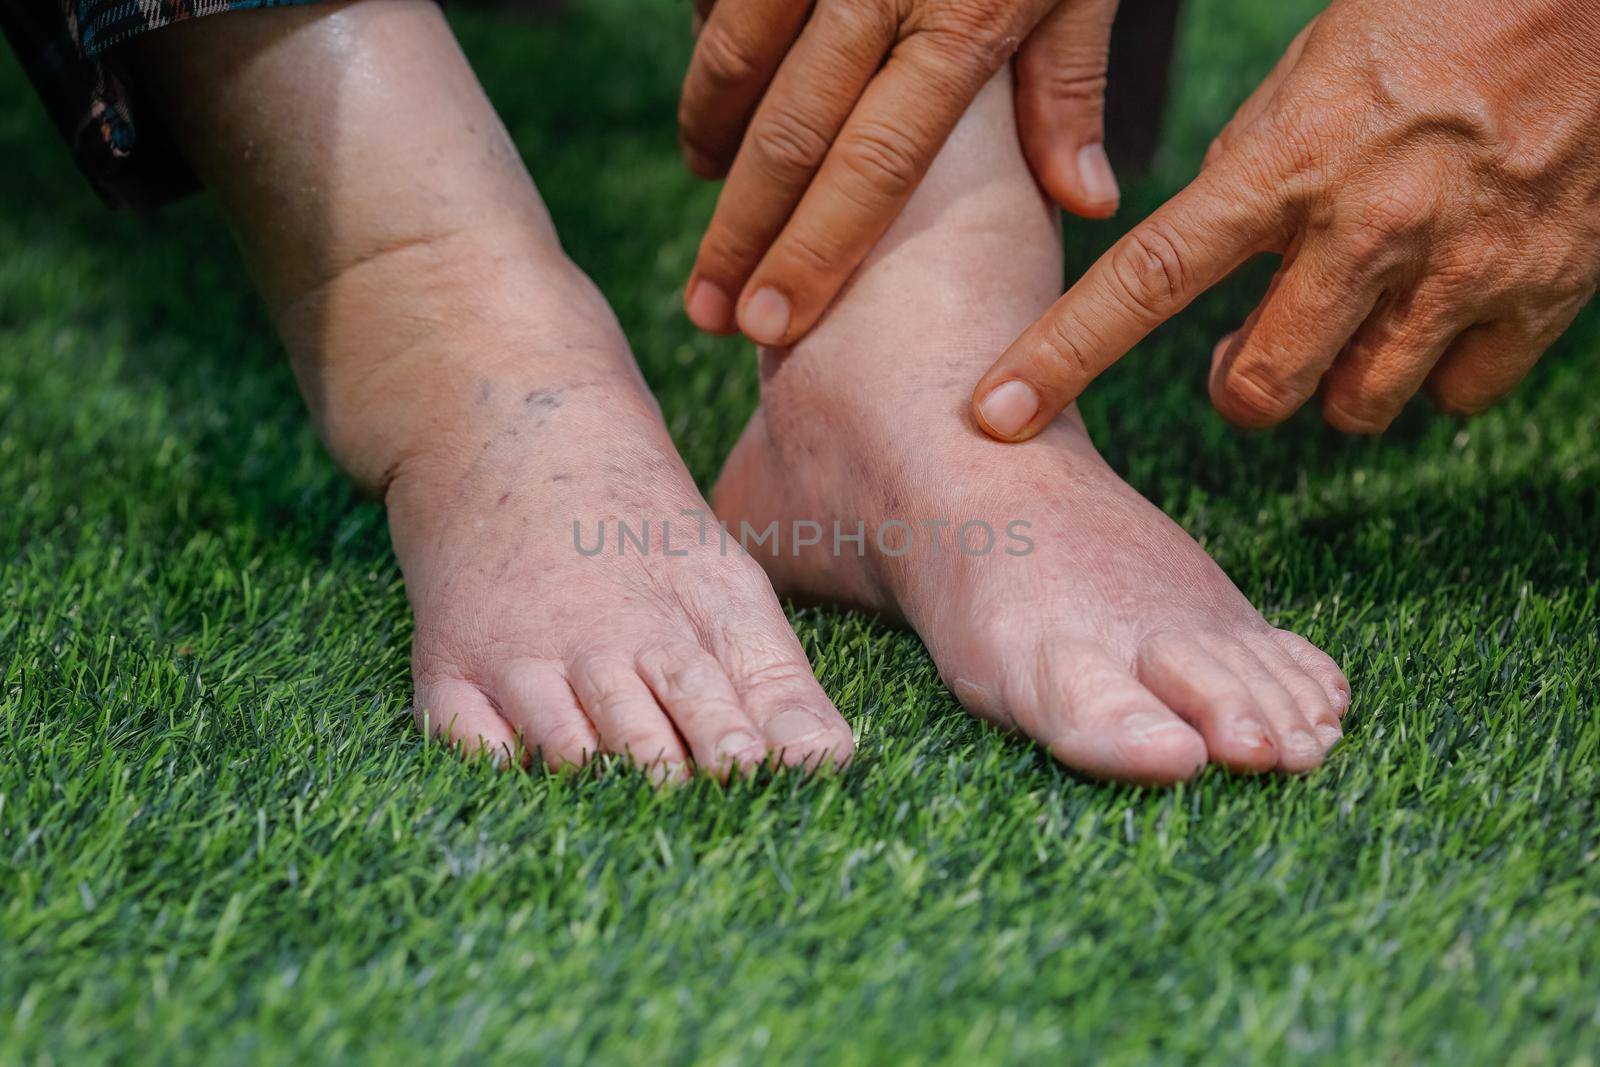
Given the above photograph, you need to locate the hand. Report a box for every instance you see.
[678,0,1124,346]
[971,0,1600,441]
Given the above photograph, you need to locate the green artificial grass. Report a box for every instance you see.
[2,0,1597,1062]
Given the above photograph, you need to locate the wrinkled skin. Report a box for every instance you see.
[677,0,1126,346]
[973,0,1600,439]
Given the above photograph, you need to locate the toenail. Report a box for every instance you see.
[740,286,791,345]
[1231,719,1271,750]
[647,761,690,787]
[977,380,1040,438]
[764,707,827,748]
[1315,722,1343,748]
[714,730,764,765]
[686,278,732,332]
[1123,710,1186,743]
[1289,731,1323,758]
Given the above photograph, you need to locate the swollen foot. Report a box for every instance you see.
[712,73,1347,784]
[317,245,853,778]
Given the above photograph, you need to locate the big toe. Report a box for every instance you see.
[993,642,1208,785]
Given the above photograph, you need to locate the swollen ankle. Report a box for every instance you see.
[270,232,619,494]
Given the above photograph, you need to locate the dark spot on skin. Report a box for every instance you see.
[477,380,493,404]
[524,389,563,412]
[550,473,570,482]
[498,492,511,505]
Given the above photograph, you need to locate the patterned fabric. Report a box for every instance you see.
[0,0,327,208]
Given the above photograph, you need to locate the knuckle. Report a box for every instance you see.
[1429,391,1482,418]
[1527,243,1600,306]
[694,22,762,89]
[1426,377,1492,417]
[1214,362,1299,426]
[1039,314,1097,384]
[677,125,729,178]
[1028,67,1108,109]
[826,0,894,36]
[780,225,843,275]
[749,108,832,178]
[833,121,924,202]
[1266,101,1342,179]
[1321,389,1393,434]
[916,1,1022,64]
[733,656,816,699]
[1338,226,1397,278]
[1342,178,1440,271]
[1367,181,1437,238]
[638,646,719,698]
[1108,220,1190,318]
[1424,255,1482,304]
[697,224,764,278]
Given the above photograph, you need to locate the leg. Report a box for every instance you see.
[132,0,852,776]
[715,70,1348,783]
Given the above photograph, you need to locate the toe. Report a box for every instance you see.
[413,677,520,767]
[635,643,767,778]
[567,653,690,781]
[492,660,599,770]
[1136,634,1280,774]
[1024,643,1207,785]
[1271,628,1351,718]
[1209,640,1327,773]
[1254,640,1344,752]
[707,621,855,771]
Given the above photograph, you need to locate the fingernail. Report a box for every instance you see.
[1316,722,1343,748]
[977,380,1040,438]
[1076,143,1120,211]
[740,286,791,345]
[686,278,732,333]
[764,707,825,748]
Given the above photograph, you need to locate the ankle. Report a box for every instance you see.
[272,227,627,493]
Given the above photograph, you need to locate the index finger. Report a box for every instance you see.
[678,0,812,179]
[734,32,998,346]
[971,164,1286,440]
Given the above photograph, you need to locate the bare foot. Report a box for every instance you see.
[128,0,853,779]
[713,73,1348,784]
[345,238,854,778]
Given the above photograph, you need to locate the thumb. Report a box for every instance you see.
[1015,0,1123,218]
